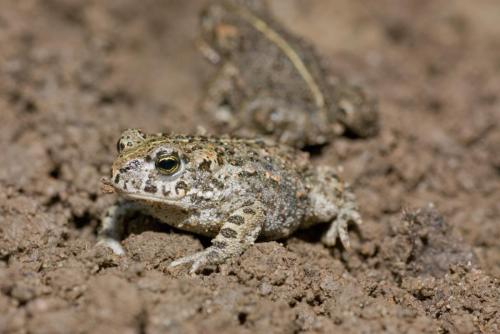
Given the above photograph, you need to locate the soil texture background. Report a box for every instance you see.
[0,1,499,333]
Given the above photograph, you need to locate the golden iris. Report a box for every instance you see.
[155,153,180,175]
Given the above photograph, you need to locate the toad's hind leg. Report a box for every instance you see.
[321,185,362,249]
[170,202,266,274]
[306,166,362,249]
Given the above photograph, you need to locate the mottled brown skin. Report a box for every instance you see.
[99,129,361,273]
[198,0,379,148]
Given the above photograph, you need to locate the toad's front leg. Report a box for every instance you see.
[97,201,139,255]
[170,202,266,274]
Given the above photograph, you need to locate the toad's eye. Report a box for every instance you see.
[155,153,180,175]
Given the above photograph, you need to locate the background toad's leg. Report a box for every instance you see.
[199,63,241,128]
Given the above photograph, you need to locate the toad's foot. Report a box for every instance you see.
[170,202,265,274]
[322,191,362,249]
[307,166,362,249]
[170,246,229,274]
[96,238,125,255]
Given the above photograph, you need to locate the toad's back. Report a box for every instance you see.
[204,137,311,238]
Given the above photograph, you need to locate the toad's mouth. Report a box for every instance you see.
[121,192,192,210]
[100,177,191,209]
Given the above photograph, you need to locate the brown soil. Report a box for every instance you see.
[0,1,499,333]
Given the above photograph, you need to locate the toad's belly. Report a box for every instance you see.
[260,209,304,240]
[140,203,222,237]
[139,195,306,240]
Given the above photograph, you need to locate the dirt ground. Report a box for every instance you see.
[0,0,499,333]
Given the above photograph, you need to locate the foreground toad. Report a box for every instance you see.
[199,0,379,148]
[99,129,361,273]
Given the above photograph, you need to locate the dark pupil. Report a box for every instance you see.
[157,158,178,171]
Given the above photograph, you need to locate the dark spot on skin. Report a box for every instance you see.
[127,142,132,147]
[145,155,152,162]
[144,184,158,193]
[255,139,266,146]
[183,166,194,174]
[199,159,212,171]
[202,185,214,193]
[333,187,342,198]
[217,154,224,165]
[206,250,220,261]
[211,178,225,189]
[228,215,245,225]
[248,150,259,157]
[192,145,202,151]
[175,181,188,194]
[238,171,255,178]
[162,186,171,196]
[117,141,125,152]
[114,174,120,184]
[190,194,203,204]
[243,207,255,215]
[341,212,349,220]
[220,228,238,238]
[229,159,243,166]
[243,200,254,206]
[212,240,227,249]
[120,160,140,174]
